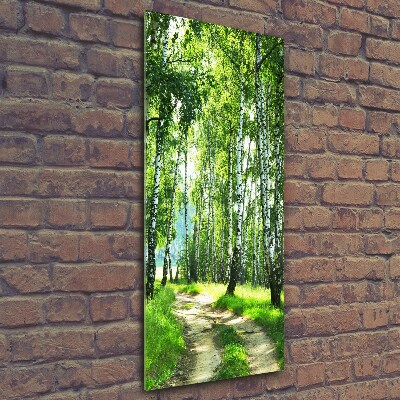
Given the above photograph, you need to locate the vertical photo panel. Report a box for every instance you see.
[144,10,284,390]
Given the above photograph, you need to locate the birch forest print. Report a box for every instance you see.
[144,11,284,390]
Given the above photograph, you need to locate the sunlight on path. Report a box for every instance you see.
[172,292,280,386]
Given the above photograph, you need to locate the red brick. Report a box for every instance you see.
[0,230,28,261]
[302,206,331,230]
[385,209,400,230]
[302,284,342,306]
[367,111,393,134]
[285,233,318,257]
[90,295,128,322]
[45,296,86,323]
[329,132,379,155]
[29,231,79,263]
[5,66,49,98]
[90,201,128,228]
[339,108,366,130]
[0,298,42,327]
[287,48,315,76]
[87,47,142,80]
[282,0,336,26]
[285,181,318,204]
[70,13,109,43]
[43,136,85,166]
[42,0,101,10]
[126,107,143,138]
[366,0,400,18]
[229,0,276,14]
[0,36,80,70]
[339,380,388,400]
[26,2,65,35]
[376,185,400,206]
[0,199,43,227]
[393,20,400,39]
[284,285,300,307]
[320,54,368,82]
[285,101,309,126]
[370,62,400,90]
[130,290,143,319]
[308,156,336,180]
[383,353,400,374]
[11,328,95,361]
[286,258,335,283]
[318,233,362,256]
[390,256,400,279]
[296,363,325,388]
[365,234,400,255]
[95,78,136,108]
[0,0,22,29]
[285,155,307,179]
[336,157,363,179]
[392,162,400,182]
[0,265,51,293]
[383,137,400,159]
[325,360,351,383]
[340,8,368,33]
[366,37,400,64]
[332,208,357,230]
[322,182,373,205]
[312,104,338,127]
[328,31,362,56]
[47,199,86,229]
[130,202,143,230]
[370,15,389,37]
[96,322,141,355]
[111,20,143,49]
[286,127,325,153]
[53,263,139,292]
[285,75,301,98]
[72,108,124,137]
[52,71,94,101]
[354,356,382,378]
[89,139,130,168]
[336,256,385,281]
[290,337,336,364]
[130,140,142,169]
[358,209,384,230]
[304,79,356,105]
[104,0,153,16]
[336,332,387,358]
[264,17,323,49]
[365,159,389,181]
[362,304,389,329]
[0,134,36,164]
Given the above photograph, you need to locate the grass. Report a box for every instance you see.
[175,282,285,369]
[144,284,186,390]
[214,325,250,380]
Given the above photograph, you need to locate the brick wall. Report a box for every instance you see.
[0,0,399,399]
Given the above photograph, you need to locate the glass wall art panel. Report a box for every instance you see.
[144,10,285,390]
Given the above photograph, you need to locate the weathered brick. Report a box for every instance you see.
[52,71,94,101]
[42,0,101,10]
[130,202,144,230]
[369,14,389,37]
[376,185,400,206]
[325,360,351,383]
[290,336,336,364]
[90,201,128,228]
[286,127,325,153]
[354,356,382,378]
[382,137,400,159]
[95,322,141,355]
[385,209,400,230]
[282,0,336,27]
[0,0,22,29]
[104,0,152,16]
[95,78,136,108]
[370,62,400,90]
[43,136,85,166]
[302,284,342,306]
[90,295,128,322]
[86,46,142,80]
[392,161,400,182]
[111,20,143,49]
[126,107,143,138]
[366,37,400,64]
[26,2,65,35]
[285,75,301,98]
[0,199,43,227]
[339,108,366,130]
[322,182,374,205]
[5,66,49,98]
[367,111,392,134]
[328,132,379,155]
[285,154,308,178]
[11,329,95,361]
[328,31,362,56]
[45,296,87,322]
[286,258,335,284]
[53,263,139,292]
[318,233,363,256]
[229,0,276,14]
[389,256,400,279]
[336,157,363,179]
[340,8,368,33]
[287,48,315,76]
[130,290,143,319]
[0,134,36,164]
[365,233,400,255]
[336,332,387,358]
[366,0,400,18]
[89,139,131,168]
[358,209,384,230]
[362,304,389,329]
[383,353,400,374]
[332,208,357,230]
[0,230,28,261]
[0,265,51,293]
[285,181,318,204]
[285,101,309,126]
[304,79,356,105]
[365,159,389,181]
[296,363,325,388]
[308,156,336,180]
[312,104,338,127]
[0,298,43,327]
[47,199,86,229]
[392,20,400,39]
[0,36,80,70]
[70,13,109,43]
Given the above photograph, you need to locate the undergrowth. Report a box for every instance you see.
[144,284,185,390]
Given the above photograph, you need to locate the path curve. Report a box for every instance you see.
[171,292,280,386]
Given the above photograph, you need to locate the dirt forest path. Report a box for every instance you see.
[169,292,280,387]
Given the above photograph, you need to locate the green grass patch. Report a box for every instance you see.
[214,288,284,369]
[144,284,186,390]
[214,325,250,380]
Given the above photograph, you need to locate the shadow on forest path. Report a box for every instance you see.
[169,292,280,387]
